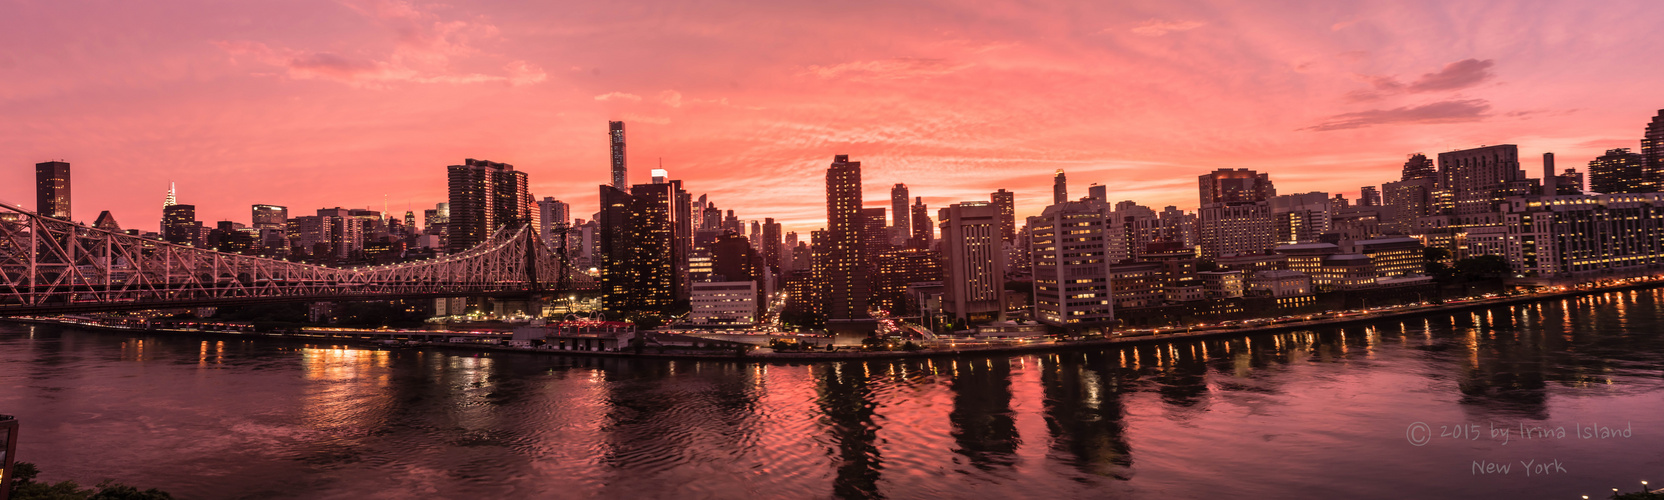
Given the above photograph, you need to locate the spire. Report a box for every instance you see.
[163,182,176,208]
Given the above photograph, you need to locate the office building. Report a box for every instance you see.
[1199,202,1274,258]
[871,248,944,315]
[35,161,70,220]
[629,182,683,312]
[1556,168,1584,195]
[1359,186,1381,207]
[991,189,1016,243]
[762,218,782,272]
[252,204,287,230]
[1199,168,1276,206]
[891,184,911,246]
[689,281,757,325]
[1383,178,1435,235]
[538,197,569,249]
[824,155,872,333]
[1589,148,1648,194]
[1437,145,1533,217]
[938,202,1005,322]
[1644,110,1664,191]
[610,121,628,190]
[1158,206,1196,248]
[162,204,199,246]
[1270,192,1331,244]
[1030,201,1114,327]
[1053,169,1067,204]
[910,197,932,250]
[1087,184,1107,203]
[1402,153,1436,181]
[447,158,529,254]
[862,208,888,270]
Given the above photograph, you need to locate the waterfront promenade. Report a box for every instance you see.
[7,274,1662,363]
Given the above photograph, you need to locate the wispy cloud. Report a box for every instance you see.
[214,0,543,88]
[802,58,972,80]
[594,92,642,102]
[1130,19,1204,36]
[1306,99,1492,131]
[1349,59,1495,100]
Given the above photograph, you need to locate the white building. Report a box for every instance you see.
[1030,202,1115,326]
[689,281,756,325]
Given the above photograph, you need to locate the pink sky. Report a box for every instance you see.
[2,0,1660,234]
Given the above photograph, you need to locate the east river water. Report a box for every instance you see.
[4,290,1664,499]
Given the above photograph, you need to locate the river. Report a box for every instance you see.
[4,289,1664,499]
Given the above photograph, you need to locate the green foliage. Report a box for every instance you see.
[1453,255,1511,280]
[901,341,922,351]
[8,462,173,500]
[624,312,665,330]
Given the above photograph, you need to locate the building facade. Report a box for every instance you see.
[35,161,71,220]
[1030,202,1115,327]
[939,202,1006,322]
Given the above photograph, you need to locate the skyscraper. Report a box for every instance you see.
[627,182,682,312]
[1031,201,1115,327]
[1269,192,1332,244]
[910,197,933,250]
[1198,168,1276,206]
[1359,186,1381,207]
[991,189,1016,243]
[35,161,70,220]
[938,202,1005,322]
[1589,148,1648,194]
[1643,110,1664,191]
[861,208,888,271]
[1402,153,1436,181]
[825,155,871,332]
[890,183,911,244]
[762,217,782,272]
[609,121,628,190]
[163,204,198,245]
[598,185,634,313]
[1087,185,1107,203]
[538,197,569,248]
[446,158,530,254]
[1053,169,1068,204]
[252,205,287,230]
[1198,168,1276,258]
[1436,145,1531,216]
[1382,177,1434,235]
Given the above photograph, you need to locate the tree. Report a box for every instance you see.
[1424,247,1456,282]
[8,462,174,500]
[1453,255,1510,281]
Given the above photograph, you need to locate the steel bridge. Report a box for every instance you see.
[0,203,595,316]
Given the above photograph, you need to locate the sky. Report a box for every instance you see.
[2,0,1662,235]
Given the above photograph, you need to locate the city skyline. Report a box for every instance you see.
[4,1,1664,235]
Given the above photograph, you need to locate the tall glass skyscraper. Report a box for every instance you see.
[609,121,627,190]
[825,155,869,325]
[35,161,70,220]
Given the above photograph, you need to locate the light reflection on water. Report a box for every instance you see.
[3,290,1664,499]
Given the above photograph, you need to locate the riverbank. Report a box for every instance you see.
[6,275,1663,363]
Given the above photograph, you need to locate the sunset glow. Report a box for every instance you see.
[3,0,1660,233]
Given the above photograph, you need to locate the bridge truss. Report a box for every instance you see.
[0,203,595,316]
